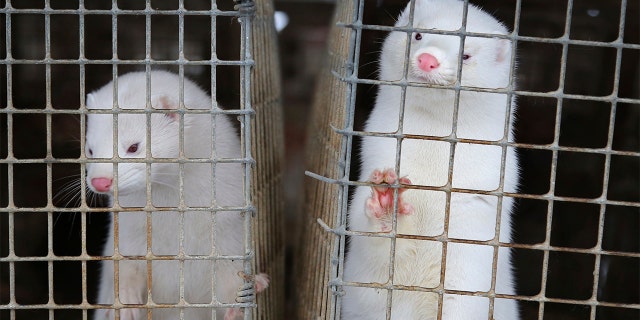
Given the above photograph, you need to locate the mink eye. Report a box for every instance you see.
[462,54,471,60]
[414,33,422,41]
[127,143,139,154]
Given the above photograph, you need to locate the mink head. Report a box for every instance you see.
[380,0,514,89]
[84,71,211,195]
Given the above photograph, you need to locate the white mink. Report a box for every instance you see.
[342,0,519,319]
[86,71,268,320]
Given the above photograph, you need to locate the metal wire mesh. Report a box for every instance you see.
[0,0,283,319]
[300,0,639,319]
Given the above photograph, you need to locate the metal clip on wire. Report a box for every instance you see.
[234,0,256,14]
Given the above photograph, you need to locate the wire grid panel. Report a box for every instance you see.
[1,1,260,319]
[308,0,640,319]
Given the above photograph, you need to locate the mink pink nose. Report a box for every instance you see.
[91,177,113,192]
[418,53,440,71]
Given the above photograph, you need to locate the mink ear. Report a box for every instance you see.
[151,95,179,121]
[398,0,428,26]
[397,0,420,26]
[495,38,512,63]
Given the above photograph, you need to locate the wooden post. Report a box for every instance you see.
[249,0,286,318]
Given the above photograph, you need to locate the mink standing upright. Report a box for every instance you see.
[342,0,519,319]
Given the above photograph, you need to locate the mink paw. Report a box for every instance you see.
[365,168,413,232]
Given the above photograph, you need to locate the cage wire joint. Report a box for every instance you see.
[234,0,256,15]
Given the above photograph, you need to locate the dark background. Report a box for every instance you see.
[1,0,639,319]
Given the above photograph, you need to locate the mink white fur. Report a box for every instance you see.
[86,71,267,320]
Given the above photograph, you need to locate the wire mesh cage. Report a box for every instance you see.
[0,0,284,319]
[297,0,638,319]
